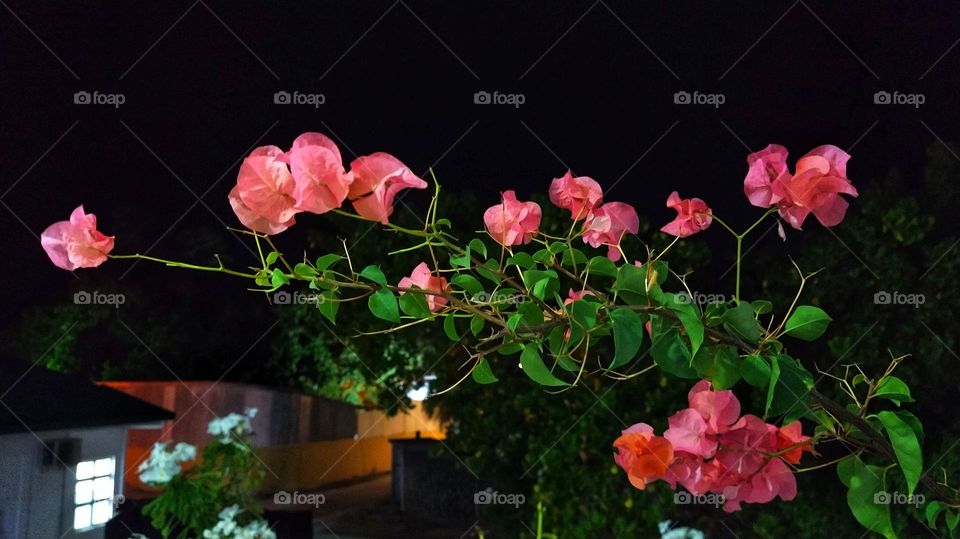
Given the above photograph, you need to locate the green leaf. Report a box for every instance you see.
[877,410,923,496]
[587,256,618,278]
[270,268,289,288]
[450,274,484,297]
[752,300,773,314]
[475,260,503,285]
[667,297,704,360]
[840,456,896,539]
[692,345,740,390]
[742,354,772,387]
[266,251,280,265]
[765,357,781,417]
[471,358,498,384]
[359,265,388,286]
[317,290,339,324]
[766,355,814,421]
[468,238,488,259]
[293,262,318,278]
[568,300,599,331]
[470,315,485,336]
[522,269,559,301]
[368,288,400,323]
[516,301,544,329]
[721,302,763,344]
[926,501,946,528]
[519,344,568,387]
[875,376,913,405]
[315,254,343,271]
[615,263,647,304]
[561,248,587,268]
[399,291,432,318]
[784,305,832,341]
[449,253,470,268]
[443,315,460,342]
[609,308,644,369]
[506,252,536,270]
[651,330,698,378]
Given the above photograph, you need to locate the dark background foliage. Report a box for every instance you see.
[4,1,960,537]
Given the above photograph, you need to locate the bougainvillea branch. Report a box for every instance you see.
[40,134,960,537]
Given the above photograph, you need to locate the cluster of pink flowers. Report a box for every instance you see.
[614,381,812,512]
[230,132,427,234]
[743,144,857,229]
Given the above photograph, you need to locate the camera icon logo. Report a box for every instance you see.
[274,491,292,504]
[874,91,891,105]
[674,491,692,504]
[874,290,891,305]
[74,91,91,105]
[274,91,291,105]
[474,489,493,504]
[74,291,92,304]
[473,91,491,105]
[673,91,691,104]
[873,491,891,504]
[272,291,291,305]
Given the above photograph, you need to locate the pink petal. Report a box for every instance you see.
[228,186,294,235]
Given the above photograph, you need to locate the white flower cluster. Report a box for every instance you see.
[202,505,276,539]
[137,442,197,485]
[208,408,258,447]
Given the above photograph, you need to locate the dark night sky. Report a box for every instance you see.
[3,1,959,334]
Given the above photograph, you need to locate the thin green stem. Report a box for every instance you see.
[109,254,258,279]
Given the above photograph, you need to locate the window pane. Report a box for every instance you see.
[92,476,114,501]
[74,479,94,504]
[76,461,95,480]
[94,457,114,477]
[91,500,112,525]
[73,504,91,529]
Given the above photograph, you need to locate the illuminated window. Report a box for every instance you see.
[73,457,116,529]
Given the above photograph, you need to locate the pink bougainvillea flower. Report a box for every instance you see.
[743,144,789,208]
[287,132,354,215]
[563,288,594,305]
[548,170,603,220]
[772,145,857,229]
[666,453,723,496]
[41,205,115,270]
[236,145,299,224]
[582,202,640,262]
[613,422,675,490]
[715,414,778,478]
[228,186,295,235]
[483,191,542,246]
[660,191,712,238]
[687,380,741,435]
[664,408,717,458]
[348,152,427,224]
[398,262,450,312]
[776,420,813,465]
[721,458,797,512]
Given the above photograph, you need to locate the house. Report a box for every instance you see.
[0,361,174,539]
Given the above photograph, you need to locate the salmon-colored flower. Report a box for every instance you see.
[548,170,603,220]
[664,408,717,458]
[398,262,449,312]
[235,145,299,224]
[776,420,813,465]
[483,191,541,246]
[582,202,639,262]
[287,132,354,215]
[228,186,295,235]
[613,423,675,489]
[41,205,115,270]
[661,191,712,238]
[348,152,427,224]
[743,144,857,230]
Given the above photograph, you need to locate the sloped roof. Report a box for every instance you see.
[0,360,174,435]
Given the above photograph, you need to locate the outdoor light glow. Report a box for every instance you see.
[73,457,115,530]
